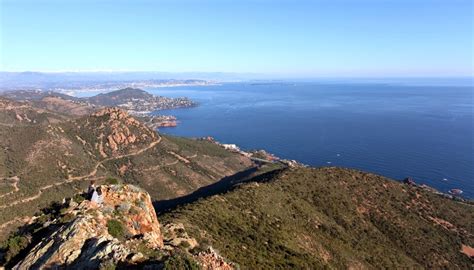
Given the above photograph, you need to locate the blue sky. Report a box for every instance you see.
[0,0,472,77]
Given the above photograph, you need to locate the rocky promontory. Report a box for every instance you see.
[9,185,234,269]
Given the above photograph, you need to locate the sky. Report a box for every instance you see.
[0,0,472,77]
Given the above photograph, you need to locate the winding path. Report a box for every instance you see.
[0,136,161,210]
[141,152,199,171]
[0,176,20,199]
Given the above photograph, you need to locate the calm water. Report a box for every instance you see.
[148,81,474,198]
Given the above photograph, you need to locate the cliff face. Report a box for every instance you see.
[13,185,163,269]
[10,185,236,270]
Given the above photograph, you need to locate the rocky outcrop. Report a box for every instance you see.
[195,247,236,270]
[13,185,163,269]
[80,108,158,155]
[11,184,236,269]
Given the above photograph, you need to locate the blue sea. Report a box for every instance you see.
[148,79,473,198]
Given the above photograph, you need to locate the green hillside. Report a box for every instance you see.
[161,167,474,269]
[0,100,252,241]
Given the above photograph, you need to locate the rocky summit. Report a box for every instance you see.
[83,107,158,155]
[13,185,162,269]
[9,184,235,270]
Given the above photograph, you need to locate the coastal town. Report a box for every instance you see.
[0,76,216,93]
[115,96,196,114]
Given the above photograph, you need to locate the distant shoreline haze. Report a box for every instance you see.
[0,71,472,92]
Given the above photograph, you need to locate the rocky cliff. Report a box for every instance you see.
[71,107,159,158]
[13,185,162,269]
[10,185,235,270]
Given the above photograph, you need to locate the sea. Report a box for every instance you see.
[147,78,473,199]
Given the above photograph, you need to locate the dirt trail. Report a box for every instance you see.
[141,152,198,172]
[0,215,37,231]
[0,122,14,127]
[0,137,161,210]
[0,176,20,199]
[167,151,191,164]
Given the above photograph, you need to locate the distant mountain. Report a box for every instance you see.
[1,89,81,102]
[86,88,196,111]
[87,88,153,106]
[0,71,265,90]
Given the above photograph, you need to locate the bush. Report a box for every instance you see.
[163,253,200,270]
[73,193,86,203]
[99,260,117,270]
[107,219,126,240]
[105,177,120,185]
[59,213,75,223]
[2,235,29,262]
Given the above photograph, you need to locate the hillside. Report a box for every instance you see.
[87,88,153,106]
[3,184,234,269]
[0,102,253,241]
[161,167,474,269]
[0,97,68,126]
[2,88,196,116]
[2,94,472,269]
[86,88,196,112]
[2,90,98,117]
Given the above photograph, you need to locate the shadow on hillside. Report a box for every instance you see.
[0,200,76,268]
[154,166,285,214]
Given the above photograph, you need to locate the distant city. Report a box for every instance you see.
[0,71,269,94]
[0,72,218,95]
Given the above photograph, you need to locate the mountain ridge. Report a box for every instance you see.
[0,100,253,243]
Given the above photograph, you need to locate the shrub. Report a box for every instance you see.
[2,235,29,262]
[59,213,75,223]
[107,219,126,240]
[99,260,117,270]
[163,253,200,270]
[105,177,120,185]
[179,240,191,249]
[73,193,86,203]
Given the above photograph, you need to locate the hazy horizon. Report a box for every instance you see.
[1,0,472,77]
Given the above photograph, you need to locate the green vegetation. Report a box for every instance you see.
[73,193,86,204]
[163,252,201,270]
[163,135,233,158]
[105,177,121,185]
[99,260,117,270]
[107,219,127,240]
[162,167,474,269]
[0,100,251,243]
[136,241,164,260]
[0,235,29,263]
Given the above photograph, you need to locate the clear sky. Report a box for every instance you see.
[0,0,472,77]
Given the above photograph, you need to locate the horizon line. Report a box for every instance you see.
[0,70,473,79]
